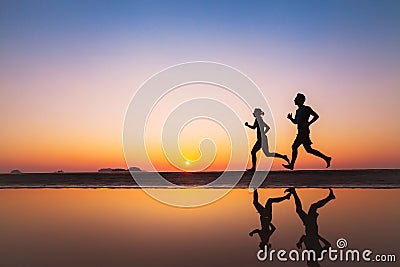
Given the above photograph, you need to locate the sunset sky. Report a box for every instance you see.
[1,1,399,172]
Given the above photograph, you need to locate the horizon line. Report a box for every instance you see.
[1,167,399,175]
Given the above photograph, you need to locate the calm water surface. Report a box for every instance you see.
[0,189,398,266]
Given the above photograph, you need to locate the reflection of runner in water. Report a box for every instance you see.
[287,188,335,266]
[283,93,331,170]
[249,222,276,251]
[249,189,291,249]
[245,108,289,172]
[297,234,331,267]
[296,234,331,254]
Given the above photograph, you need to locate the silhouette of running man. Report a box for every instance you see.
[245,108,289,172]
[286,188,335,266]
[249,189,291,249]
[283,93,331,170]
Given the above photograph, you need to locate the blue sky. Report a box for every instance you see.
[1,1,399,53]
[1,1,399,171]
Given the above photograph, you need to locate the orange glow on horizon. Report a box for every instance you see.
[1,69,399,173]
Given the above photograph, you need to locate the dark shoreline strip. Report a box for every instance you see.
[0,169,399,189]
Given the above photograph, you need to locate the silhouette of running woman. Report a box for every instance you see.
[286,188,335,266]
[249,189,291,249]
[283,93,331,170]
[245,108,289,172]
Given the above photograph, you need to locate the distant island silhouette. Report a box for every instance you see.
[128,167,143,172]
[98,167,143,173]
[98,168,128,173]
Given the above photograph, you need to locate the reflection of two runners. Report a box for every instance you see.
[245,93,331,171]
[250,188,335,263]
